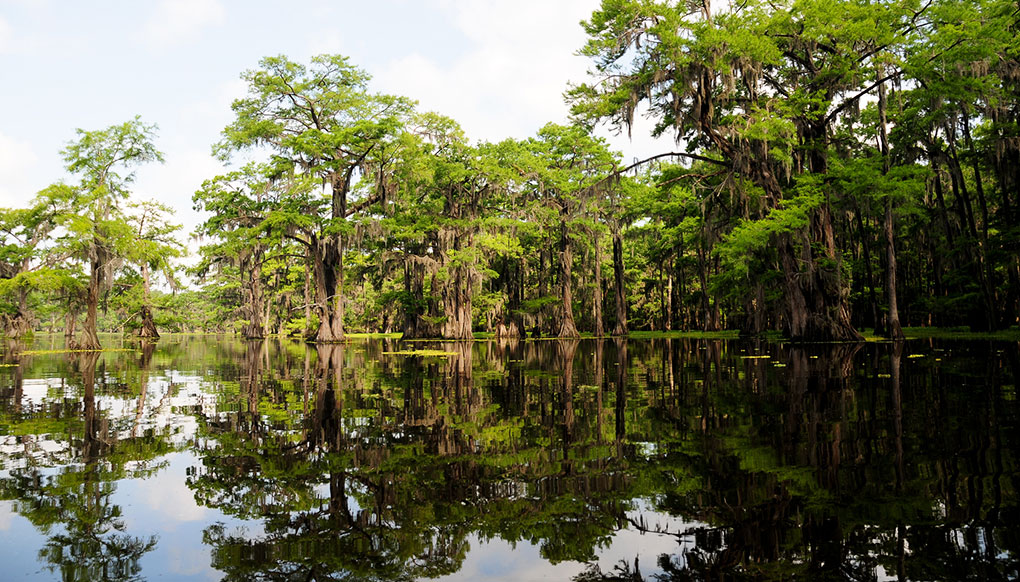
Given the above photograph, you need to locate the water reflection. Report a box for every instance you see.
[1,351,162,581]
[0,337,1017,580]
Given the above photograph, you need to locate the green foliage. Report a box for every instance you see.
[716,176,825,279]
[6,1,1019,342]
[62,116,163,194]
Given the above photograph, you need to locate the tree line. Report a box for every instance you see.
[2,0,1018,345]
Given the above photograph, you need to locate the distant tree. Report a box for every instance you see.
[0,185,75,337]
[124,200,182,339]
[215,54,413,342]
[195,163,282,339]
[380,113,499,339]
[523,124,619,338]
[57,117,164,349]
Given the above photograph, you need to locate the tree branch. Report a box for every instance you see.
[824,71,900,125]
[619,151,728,174]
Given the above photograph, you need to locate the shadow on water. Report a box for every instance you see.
[0,335,1018,580]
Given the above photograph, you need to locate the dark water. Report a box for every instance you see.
[0,336,1017,581]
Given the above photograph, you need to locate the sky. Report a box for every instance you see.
[0,0,667,239]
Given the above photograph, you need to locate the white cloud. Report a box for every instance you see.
[180,78,248,135]
[446,0,591,46]
[306,30,345,58]
[0,16,12,53]
[133,146,225,238]
[142,0,225,48]
[0,132,41,208]
[133,453,210,525]
[0,501,13,531]
[165,544,220,578]
[372,0,594,143]
[367,0,675,162]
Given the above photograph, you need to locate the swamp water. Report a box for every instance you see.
[0,336,1017,581]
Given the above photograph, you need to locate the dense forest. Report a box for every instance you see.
[1,0,1018,345]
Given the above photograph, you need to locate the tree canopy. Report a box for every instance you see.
[3,0,1019,341]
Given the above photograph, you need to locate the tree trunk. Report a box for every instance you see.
[1,288,33,338]
[665,263,674,332]
[3,310,32,339]
[303,262,313,338]
[877,78,903,340]
[64,303,78,345]
[961,108,999,328]
[502,256,526,339]
[778,230,861,342]
[696,242,718,332]
[753,281,765,334]
[930,156,957,247]
[557,223,580,338]
[853,208,881,332]
[776,122,861,342]
[276,293,290,336]
[593,234,605,337]
[262,295,271,337]
[439,227,475,340]
[137,263,160,339]
[677,241,687,329]
[311,235,344,342]
[2,254,36,338]
[945,139,997,330]
[776,118,861,341]
[961,110,990,244]
[884,199,903,340]
[241,252,265,340]
[441,266,474,339]
[537,247,549,336]
[612,225,628,336]
[77,252,108,351]
[138,306,160,339]
[402,255,424,338]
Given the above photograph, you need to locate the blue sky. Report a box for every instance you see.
[0,0,664,236]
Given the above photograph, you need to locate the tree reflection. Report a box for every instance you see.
[0,352,160,581]
[188,338,649,579]
[575,340,1018,581]
[2,336,1016,580]
[189,342,467,580]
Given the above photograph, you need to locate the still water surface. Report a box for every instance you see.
[0,336,1017,580]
